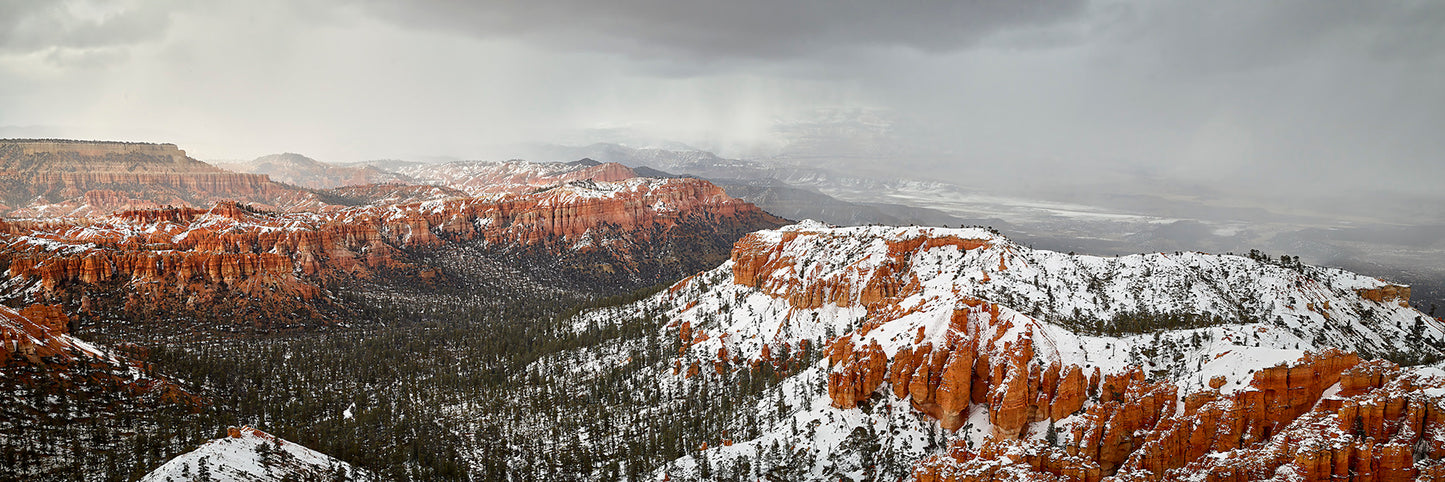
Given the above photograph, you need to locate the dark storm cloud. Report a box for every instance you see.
[1102,0,1445,75]
[0,0,177,54]
[359,0,1089,61]
[0,0,1441,221]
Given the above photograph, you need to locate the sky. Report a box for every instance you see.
[1,0,1443,206]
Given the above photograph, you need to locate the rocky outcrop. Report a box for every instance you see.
[1357,284,1410,304]
[1162,364,1445,481]
[910,349,1445,481]
[1,304,75,363]
[826,335,887,409]
[139,426,376,481]
[821,299,1103,443]
[731,231,989,313]
[0,178,784,327]
[0,303,199,406]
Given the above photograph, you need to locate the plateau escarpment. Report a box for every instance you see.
[0,139,310,217]
[0,178,785,330]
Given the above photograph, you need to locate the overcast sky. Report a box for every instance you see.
[2,0,1442,204]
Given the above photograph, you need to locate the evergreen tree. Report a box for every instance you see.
[696,451,712,479]
[196,456,212,482]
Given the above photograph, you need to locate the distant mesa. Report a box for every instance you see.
[0,138,306,218]
[216,152,413,190]
[1,138,190,164]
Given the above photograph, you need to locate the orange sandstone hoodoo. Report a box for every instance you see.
[0,177,784,328]
[663,223,1444,481]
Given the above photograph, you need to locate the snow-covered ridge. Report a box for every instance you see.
[677,222,1442,366]
[399,159,639,197]
[559,221,1445,480]
[579,222,1443,402]
[140,427,373,481]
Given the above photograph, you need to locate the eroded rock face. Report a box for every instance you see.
[823,301,1096,437]
[1356,284,1411,304]
[731,233,989,314]
[911,349,1445,482]
[0,178,784,327]
[0,303,199,407]
[0,140,311,217]
[1,304,74,363]
[826,335,888,409]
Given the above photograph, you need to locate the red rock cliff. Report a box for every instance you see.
[910,349,1445,482]
[0,178,783,327]
[0,139,310,217]
[1,302,202,413]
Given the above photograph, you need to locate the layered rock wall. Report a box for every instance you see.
[8,140,188,162]
[0,179,783,327]
[732,232,988,313]
[0,139,312,216]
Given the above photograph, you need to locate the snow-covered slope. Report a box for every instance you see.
[549,221,1445,480]
[398,159,638,197]
[670,221,1441,372]
[140,427,372,482]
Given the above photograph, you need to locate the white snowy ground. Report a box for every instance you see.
[140,427,372,482]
